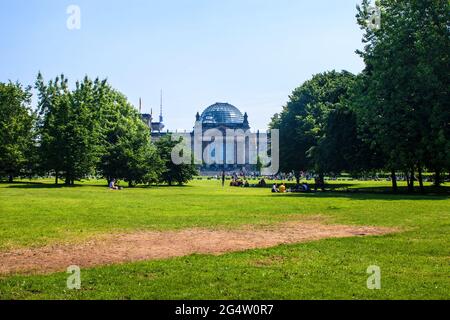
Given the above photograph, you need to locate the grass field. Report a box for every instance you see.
[0,179,449,299]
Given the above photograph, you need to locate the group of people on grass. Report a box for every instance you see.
[109,172,322,193]
[230,179,251,187]
[227,174,268,189]
[224,170,268,189]
[272,182,311,193]
[219,168,318,193]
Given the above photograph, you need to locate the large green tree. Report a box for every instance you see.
[355,0,450,191]
[0,82,36,182]
[35,74,101,185]
[97,86,162,187]
[36,73,162,186]
[270,70,357,182]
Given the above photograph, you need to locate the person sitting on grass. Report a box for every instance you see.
[258,178,267,188]
[230,179,243,187]
[279,183,287,193]
[272,183,279,193]
[302,182,310,192]
[243,180,250,188]
[109,179,120,190]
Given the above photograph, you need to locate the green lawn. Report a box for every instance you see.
[0,179,449,299]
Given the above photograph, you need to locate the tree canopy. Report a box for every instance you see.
[270,0,449,192]
[0,82,36,182]
[155,135,198,186]
[270,71,357,181]
[354,0,450,190]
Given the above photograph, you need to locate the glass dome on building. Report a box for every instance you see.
[200,103,245,125]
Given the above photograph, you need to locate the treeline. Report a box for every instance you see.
[271,0,449,192]
[0,74,196,186]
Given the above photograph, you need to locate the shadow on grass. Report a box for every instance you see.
[248,183,450,200]
[2,181,98,189]
[273,185,450,200]
[281,191,449,201]
[3,181,448,200]
[1,181,194,190]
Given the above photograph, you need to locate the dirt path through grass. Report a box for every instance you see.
[0,221,395,275]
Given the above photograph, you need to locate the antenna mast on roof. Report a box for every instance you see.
[159,89,164,123]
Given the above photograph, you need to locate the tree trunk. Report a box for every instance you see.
[391,171,398,193]
[405,171,411,190]
[8,175,13,183]
[408,170,415,193]
[319,173,325,191]
[434,169,441,187]
[418,166,424,193]
[55,173,59,185]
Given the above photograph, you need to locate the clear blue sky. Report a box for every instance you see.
[0,0,365,130]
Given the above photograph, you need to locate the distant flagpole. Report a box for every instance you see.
[159,89,163,123]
